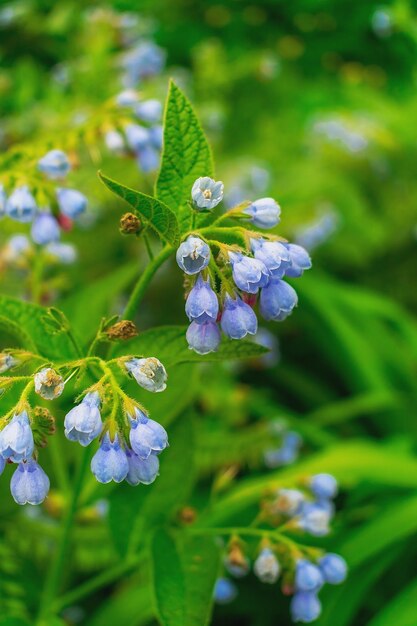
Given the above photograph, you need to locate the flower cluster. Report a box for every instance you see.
[104,89,163,173]
[176,177,312,354]
[213,475,346,623]
[0,351,169,505]
[264,427,302,468]
[0,149,88,247]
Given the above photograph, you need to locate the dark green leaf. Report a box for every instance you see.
[99,172,180,246]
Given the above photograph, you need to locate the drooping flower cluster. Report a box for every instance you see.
[213,475,347,623]
[0,149,88,247]
[0,351,169,505]
[176,177,312,354]
[104,89,163,173]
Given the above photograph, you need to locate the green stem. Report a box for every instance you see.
[37,446,92,623]
[48,436,70,495]
[51,554,142,613]
[122,244,173,320]
[143,232,154,260]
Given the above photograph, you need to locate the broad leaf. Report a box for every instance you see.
[114,325,268,366]
[151,529,220,626]
[0,296,78,360]
[156,81,214,232]
[99,172,180,246]
[108,413,196,557]
[367,576,417,626]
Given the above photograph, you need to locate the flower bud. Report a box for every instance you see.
[185,274,219,323]
[259,278,298,322]
[254,548,281,584]
[228,251,270,294]
[64,392,102,447]
[224,541,250,578]
[310,473,338,500]
[319,553,348,585]
[295,560,324,592]
[38,149,70,179]
[243,197,280,229]
[105,320,138,341]
[213,578,238,604]
[284,243,312,278]
[221,294,258,340]
[6,186,37,223]
[120,212,142,235]
[135,99,162,123]
[34,368,64,400]
[186,320,221,354]
[290,591,321,623]
[56,188,87,219]
[250,238,291,279]
[31,213,60,245]
[0,353,16,374]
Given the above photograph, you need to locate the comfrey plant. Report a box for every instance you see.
[0,82,345,625]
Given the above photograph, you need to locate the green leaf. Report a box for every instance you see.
[99,172,180,246]
[0,296,78,360]
[89,580,154,626]
[156,81,214,232]
[115,325,268,366]
[367,575,417,626]
[108,413,196,557]
[151,529,220,626]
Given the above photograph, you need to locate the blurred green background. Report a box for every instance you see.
[1,1,417,625]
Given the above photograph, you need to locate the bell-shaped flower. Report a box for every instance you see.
[90,433,129,484]
[253,548,281,584]
[125,357,167,393]
[259,278,298,321]
[0,411,34,462]
[64,391,102,446]
[56,188,87,219]
[243,197,280,229]
[228,251,269,294]
[220,294,257,340]
[129,408,168,459]
[126,448,160,485]
[186,320,221,354]
[250,238,291,278]
[38,149,70,179]
[284,243,312,278]
[176,236,210,275]
[6,186,37,223]
[185,274,219,323]
[290,591,321,623]
[191,177,224,210]
[295,559,324,592]
[31,213,61,245]
[10,459,50,505]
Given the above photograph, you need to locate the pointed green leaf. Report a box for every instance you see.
[151,529,220,626]
[156,81,214,232]
[99,172,180,246]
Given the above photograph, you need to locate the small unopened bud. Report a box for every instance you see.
[106,320,138,341]
[179,506,197,525]
[120,212,142,235]
[0,353,16,374]
[224,540,250,578]
[33,406,56,447]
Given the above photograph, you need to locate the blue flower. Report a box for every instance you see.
[125,357,167,393]
[213,578,238,604]
[295,560,324,592]
[0,455,5,476]
[275,488,305,516]
[228,252,269,294]
[126,448,160,485]
[10,459,50,505]
[176,236,211,275]
[135,99,162,123]
[31,212,61,245]
[310,473,338,500]
[6,186,37,223]
[90,433,129,484]
[284,244,312,278]
[0,411,34,462]
[136,145,160,172]
[56,188,87,219]
[298,501,332,536]
[186,320,221,354]
[290,591,321,623]
[115,89,140,106]
[38,149,70,179]
[34,367,64,400]
[319,553,348,584]
[250,238,291,278]
[125,124,150,151]
[185,274,219,323]
[0,184,7,217]
[191,177,224,210]
[105,129,126,153]
[254,548,281,584]
[45,242,77,264]
[243,197,280,229]
[264,431,302,468]
[129,408,168,459]
[221,294,258,339]
[259,278,298,321]
[149,125,163,150]
[122,42,165,85]
[64,392,102,446]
